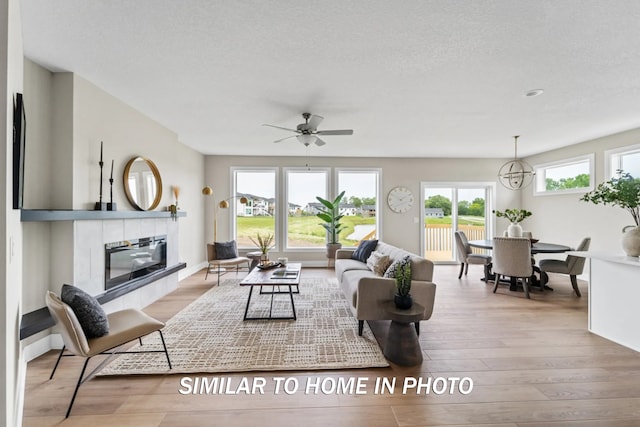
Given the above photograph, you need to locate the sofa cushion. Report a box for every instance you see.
[351,239,378,262]
[366,251,392,276]
[384,255,406,279]
[61,284,109,338]
[335,258,370,281]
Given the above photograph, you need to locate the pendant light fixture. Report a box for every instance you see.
[498,135,535,190]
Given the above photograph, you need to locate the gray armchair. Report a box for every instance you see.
[492,237,534,299]
[539,237,591,297]
[454,231,492,279]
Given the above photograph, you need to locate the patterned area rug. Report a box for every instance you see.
[98,277,388,375]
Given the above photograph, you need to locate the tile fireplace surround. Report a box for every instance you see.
[20,210,186,340]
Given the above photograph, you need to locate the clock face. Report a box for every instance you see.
[387,187,414,213]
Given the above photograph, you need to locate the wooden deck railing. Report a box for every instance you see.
[425,224,486,260]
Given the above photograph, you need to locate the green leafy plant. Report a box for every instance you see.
[492,208,532,223]
[581,170,640,226]
[316,190,346,244]
[249,232,274,254]
[395,261,412,297]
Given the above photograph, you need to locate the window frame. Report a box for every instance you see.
[605,143,640,179]
[533,153,595,196]
[283,167,331,252]
[335,167,382,247]
[231,167,278,249]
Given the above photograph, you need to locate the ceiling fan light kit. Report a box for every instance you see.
[498,135,536,190]
[264,112,353,147]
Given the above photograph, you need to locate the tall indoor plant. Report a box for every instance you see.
[316,190,346,259]
[581,170,640,256]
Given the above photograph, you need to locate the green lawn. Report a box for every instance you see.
[237,215,376,247]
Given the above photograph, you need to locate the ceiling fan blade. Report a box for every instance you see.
[262,124,299,133]
[307,114,324,130]
[273,135,297,143]
[314,137,327,146]
[316,129,354,136]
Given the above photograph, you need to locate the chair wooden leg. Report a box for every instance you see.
[493,274,500,293]
[570,275,582,297]
[66,357,91,418]
[358,320,364,336]
[464,263,469,276]
[49,346,66,380]
[458,263,465,279]
[414,321,420,336]
[158,330,172,369]
[523,278,531,299]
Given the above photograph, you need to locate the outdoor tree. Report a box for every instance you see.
[546,173,590,191]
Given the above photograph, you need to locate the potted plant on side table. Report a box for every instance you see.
[394,257,413,309]
[316,190,346,260]
[249,232,274,265]
[581,170,640,256]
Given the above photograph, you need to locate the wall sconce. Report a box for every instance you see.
[202,186,248,242]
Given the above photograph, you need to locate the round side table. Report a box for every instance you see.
[383,301,425,366]
[246,251,263,271]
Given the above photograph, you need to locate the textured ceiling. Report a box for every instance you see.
[20,0,640,158]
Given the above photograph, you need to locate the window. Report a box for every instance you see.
[606,144,640,179]
[233,169,276,248]
[337,169,381,247]
[285,168,329,249]
[533,154,594,196]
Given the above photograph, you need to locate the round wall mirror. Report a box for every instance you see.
[123,157,163,211]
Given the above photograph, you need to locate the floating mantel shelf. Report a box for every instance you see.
[21,209,186,222]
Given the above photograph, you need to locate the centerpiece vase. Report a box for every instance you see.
[507,223,523,237]
[622,225,640,257]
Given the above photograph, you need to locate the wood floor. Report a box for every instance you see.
[22,265,640,426]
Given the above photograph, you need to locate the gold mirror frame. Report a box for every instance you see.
[123,157,163,211]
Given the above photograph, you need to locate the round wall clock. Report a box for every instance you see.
[387,186,414,213]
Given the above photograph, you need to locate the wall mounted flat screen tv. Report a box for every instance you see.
[13,93,26,209]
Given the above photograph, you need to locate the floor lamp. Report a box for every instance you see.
[202,186,248,242]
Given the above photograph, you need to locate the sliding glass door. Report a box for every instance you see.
[422,183,494,263]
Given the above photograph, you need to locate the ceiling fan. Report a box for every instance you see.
[263,112,354,146]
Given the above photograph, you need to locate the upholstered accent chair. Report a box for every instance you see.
[539,237,591,297]
[205,242,251,282]
[454,231,492,280]
[46,291,171,418]
[492,237,534,299]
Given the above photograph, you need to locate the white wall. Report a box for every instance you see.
[2,0,24,425]
[205,154,517,262]
[522,128,640,255]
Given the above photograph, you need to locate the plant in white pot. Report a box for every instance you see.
[492,208,532,237]
[581,170,640,256]
[316,190,346,260]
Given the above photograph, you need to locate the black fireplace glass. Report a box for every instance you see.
[105,235,167,290]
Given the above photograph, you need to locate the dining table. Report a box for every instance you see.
[468,239,572,291]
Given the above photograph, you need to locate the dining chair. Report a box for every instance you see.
[454,231,492,279]
[538,237,591,297]
[492,237,534,298]
[46,291,172,417]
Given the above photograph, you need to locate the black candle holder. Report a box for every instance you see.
[95,141,107,210]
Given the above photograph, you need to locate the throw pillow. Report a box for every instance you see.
[214,240,238,260]
[351,239,378,262]
[384,255,412,279]
[366,251,392,276]
[60,284,109,338]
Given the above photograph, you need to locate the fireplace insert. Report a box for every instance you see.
[105,235,167,291]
